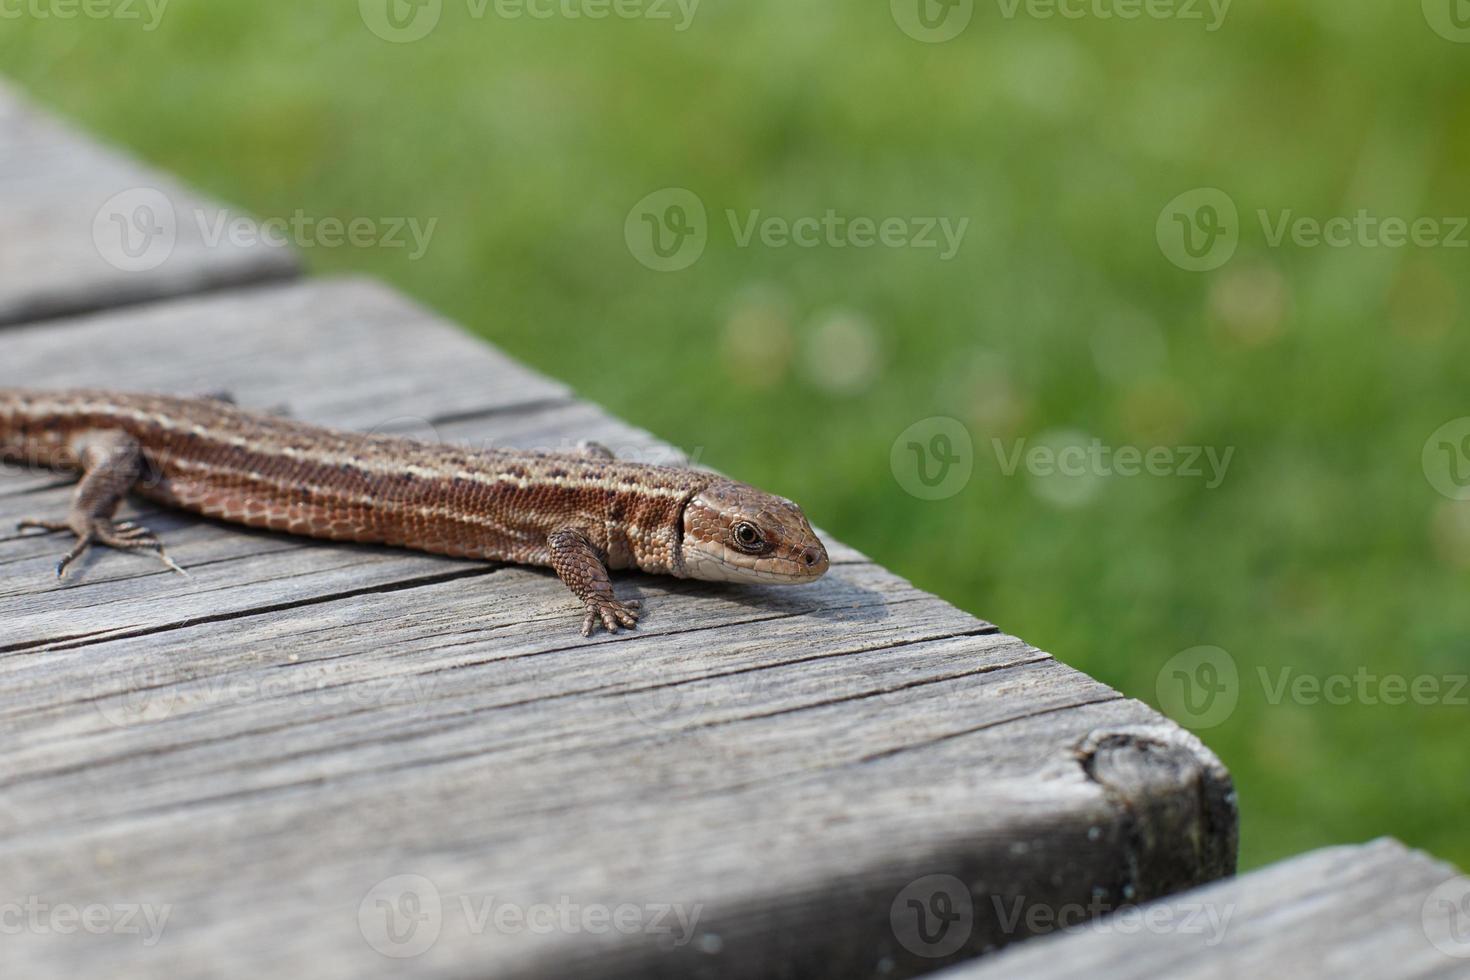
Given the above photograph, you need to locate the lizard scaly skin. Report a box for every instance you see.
[0,389,829,635]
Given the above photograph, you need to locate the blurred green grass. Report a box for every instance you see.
[3,0,1468,871]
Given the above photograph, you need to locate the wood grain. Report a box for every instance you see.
[0,80,299,326]
[937,838,1470,980]
[0,278,1237,979]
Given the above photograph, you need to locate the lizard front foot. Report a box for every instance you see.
[580,597,641,637]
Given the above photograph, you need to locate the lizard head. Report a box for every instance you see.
[679,478,829,584]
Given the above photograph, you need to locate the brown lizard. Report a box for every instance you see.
[0,389,829,636]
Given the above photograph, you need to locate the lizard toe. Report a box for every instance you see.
[18,518,70,534]
[599,607,622,634]
[92,520,189,578]
[56,532,96,579]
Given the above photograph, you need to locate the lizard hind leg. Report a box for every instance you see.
[16,431,188,580]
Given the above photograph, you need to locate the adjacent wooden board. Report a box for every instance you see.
[0,278,1237,979]
[937,838,1470,979]
[0,81,299,325]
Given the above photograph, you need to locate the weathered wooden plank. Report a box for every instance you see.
[0,80,299,325]
[937,838,1470,979]
[0,278,1236,979]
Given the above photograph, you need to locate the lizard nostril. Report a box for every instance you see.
[802,546,822,568]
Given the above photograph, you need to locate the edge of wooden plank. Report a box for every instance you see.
[0,79,302,326]
[935,837,1468,980]
[560,714,1238,980]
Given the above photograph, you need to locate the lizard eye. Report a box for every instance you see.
[731,521,765,553]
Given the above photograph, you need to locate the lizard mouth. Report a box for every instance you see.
[680,544,828,584]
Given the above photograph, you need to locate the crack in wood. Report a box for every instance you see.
[855,693,1128,767]
[0,566,504,655]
